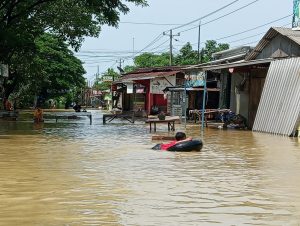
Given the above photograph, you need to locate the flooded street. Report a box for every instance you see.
[0,110,300,226]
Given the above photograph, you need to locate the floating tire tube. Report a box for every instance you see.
[167,140,203,152]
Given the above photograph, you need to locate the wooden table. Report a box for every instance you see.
[54,112,92,125]
[145,118,176,132]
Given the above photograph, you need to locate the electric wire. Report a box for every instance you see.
[179,0,260,34]
[169,0,240,31]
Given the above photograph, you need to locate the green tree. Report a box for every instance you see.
[0,0,148,106]
[122,40,229,72]
[9,33,86,107]
[0,0,148,60]
[175,42,198,65]
[134,52,170,68]
[123,65,137,73]
[201,40,229,63]
[93,68,118,92]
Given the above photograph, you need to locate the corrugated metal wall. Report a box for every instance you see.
[253,58,300,136]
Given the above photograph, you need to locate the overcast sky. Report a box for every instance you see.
[75,0,293,82]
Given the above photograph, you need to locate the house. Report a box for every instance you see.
[185,27,300,136]
[113,66,186,115]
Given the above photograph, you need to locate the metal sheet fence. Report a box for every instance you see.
[253,58,300,136]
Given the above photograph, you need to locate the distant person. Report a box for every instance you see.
[34,107,44,123]
[4,98,12,111]
[73,103,81,112]
[153,132,192,150]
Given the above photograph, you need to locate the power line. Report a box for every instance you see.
[170,0,240,31]
[172,16,292,49]
[179,0,260,34]
[149,39,170,51]
[120,21,183,26]
[133,0,241,58]
[134,33,164,55]
[213,14,292,42]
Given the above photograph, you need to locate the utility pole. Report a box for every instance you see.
[132,37,135,57]
[96,65,99,79]
[197,21,202,63]
[163,29,180,66]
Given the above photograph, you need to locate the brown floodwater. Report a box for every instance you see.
[0,110,300,226]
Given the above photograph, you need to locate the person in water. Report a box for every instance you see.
[34,107,43,123]
[160,132,192,150]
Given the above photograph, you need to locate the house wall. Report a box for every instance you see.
[248,68,268,128]
[230,72,250,120]
[219,72,231,109]
[256,34,300,59]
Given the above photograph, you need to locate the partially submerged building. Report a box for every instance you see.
[113,66,185,115]
[186,27,300,136]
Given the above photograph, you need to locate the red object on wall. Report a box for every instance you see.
[153,94,167,106]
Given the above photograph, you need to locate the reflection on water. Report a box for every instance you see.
[0,110,300,225]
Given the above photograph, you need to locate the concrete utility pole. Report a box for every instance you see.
[197,21,202,63]
[163,29,180,66]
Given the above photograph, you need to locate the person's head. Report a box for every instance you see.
[175,132,186,141]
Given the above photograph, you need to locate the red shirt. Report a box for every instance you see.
[160,140,177,150]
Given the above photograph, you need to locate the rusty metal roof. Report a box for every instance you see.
[246,27,300,60]
[122,66,185,75]
[119,70,182,82]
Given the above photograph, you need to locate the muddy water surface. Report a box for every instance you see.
[0,110,300,225]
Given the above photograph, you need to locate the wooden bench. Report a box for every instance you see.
[54,112,92,125]
[145,117,178,132]
[189,109,230,126]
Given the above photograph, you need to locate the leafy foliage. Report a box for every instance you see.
[175,42,198,65]
[93,68,119,91]
[201,40,229,63]
[124,40,230,73]
[0,0,148,60]
[0,0,147,107]
[134,52,170,68]
[8,33,86,107]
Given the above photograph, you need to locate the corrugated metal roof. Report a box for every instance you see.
[246,27,300,60]
[119,71,180,82]
[185,58,272,71]
[122,66,184,75]
[252,57,300,136]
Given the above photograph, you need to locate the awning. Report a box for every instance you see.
[119,71,181,82]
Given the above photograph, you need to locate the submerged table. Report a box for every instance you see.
[54,112,92,125]
[189,109,230,126]
[145,118,176,132]
[103,113,135,124]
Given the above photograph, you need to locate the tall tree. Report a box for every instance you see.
[0,0,147,105]
[175,42,198,65]
[0,0,148,60]
[9,33,86,107]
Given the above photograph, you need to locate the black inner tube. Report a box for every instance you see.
[167,140,203,152]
